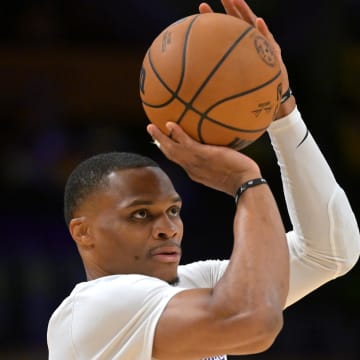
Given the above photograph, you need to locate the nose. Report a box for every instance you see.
[152,215,178,240]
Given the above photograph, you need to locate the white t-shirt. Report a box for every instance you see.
[47,262,228,360]
[47,107,360,359]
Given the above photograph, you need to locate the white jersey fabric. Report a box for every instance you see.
[47,107,360,360]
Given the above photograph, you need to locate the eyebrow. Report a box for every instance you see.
[125,195,182,208]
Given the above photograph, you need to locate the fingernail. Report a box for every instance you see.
[165,121,175,130]
[147,124,154,135]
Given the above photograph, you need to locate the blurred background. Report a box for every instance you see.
[0,0,359,359]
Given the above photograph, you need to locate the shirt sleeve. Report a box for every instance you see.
[53,275,186,360]
[267,106,360,308]
[178,260,228,288]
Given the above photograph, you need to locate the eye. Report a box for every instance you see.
[132,209,149,219]
[168,205,181,217]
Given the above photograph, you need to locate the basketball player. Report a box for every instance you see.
[47,0,360,359]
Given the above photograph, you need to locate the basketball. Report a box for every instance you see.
[139,12,283,150]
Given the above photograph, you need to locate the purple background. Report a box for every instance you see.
[0,0,359,359]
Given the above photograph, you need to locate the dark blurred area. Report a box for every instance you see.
[0,0,359,359]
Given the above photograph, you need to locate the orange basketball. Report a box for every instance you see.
[139,12,283,150]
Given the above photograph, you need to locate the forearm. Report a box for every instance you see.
[153,182,290,358]
[212,183,289,319]
[268,106,360,307]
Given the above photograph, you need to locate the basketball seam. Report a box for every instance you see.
[177,25,255,125]
[143,15,200,108]
[196,69,282,142]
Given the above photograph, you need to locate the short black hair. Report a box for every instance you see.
[64,152,160,225]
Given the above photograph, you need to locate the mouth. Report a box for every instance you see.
[150,245,181,263]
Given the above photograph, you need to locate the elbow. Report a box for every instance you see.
[331,187,360,276]
[340,241,360,276]
[249,307,284,352]
[226,305,284,354]
[335,224,360,277]
[346,226,360,272]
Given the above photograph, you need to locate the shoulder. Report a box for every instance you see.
[47,274,185,358]
[61,274,181,310]
[49,275,184,328]
[178,259,229,288]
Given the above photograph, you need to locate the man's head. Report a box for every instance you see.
[64,152,183,284]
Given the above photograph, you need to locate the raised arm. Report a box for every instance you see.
[146,122,289,359]
[214,0,360,307]
[268,107,360,308]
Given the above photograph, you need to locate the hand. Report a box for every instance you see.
[147,121,261,197]
[199,0,296,119]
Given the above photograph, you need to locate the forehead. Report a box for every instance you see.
[105,166,177,200]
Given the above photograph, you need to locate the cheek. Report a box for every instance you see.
[176,219,184,239]
[96,223,150,259]
[94,229,150,273]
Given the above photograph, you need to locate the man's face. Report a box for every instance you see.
[73,167,183,284]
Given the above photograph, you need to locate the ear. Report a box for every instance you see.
[69,217,94,248]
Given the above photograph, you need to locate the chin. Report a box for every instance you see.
[152,264,179,285]
[167,275,180,286]
[156,271,179,286]
[162,268,180,286]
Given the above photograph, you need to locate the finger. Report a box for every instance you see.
[255,18,289,92]
[199,2,213,13]
[146,123,179,161]
[148,123,200,168]
[220,0,242,18]
[256,17,271,39]
[165,122,198,147]
[147,122,196,155]
[232,0,257,26]
[147,123,172,146]
[255,17,267,36]
[256,18,281,54]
